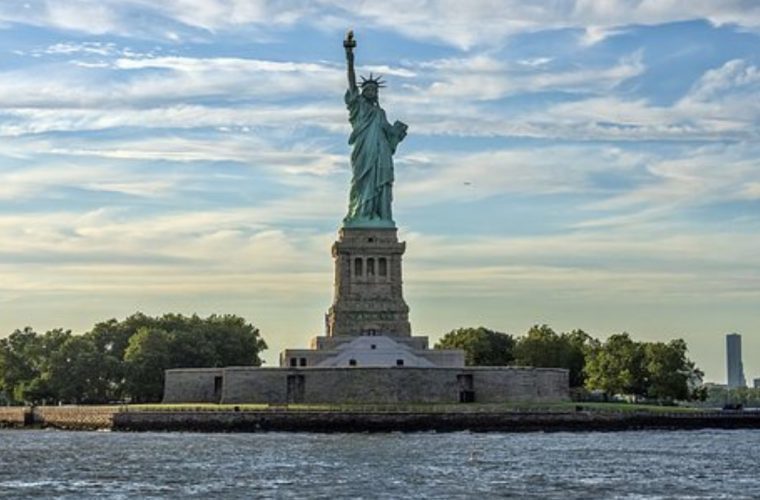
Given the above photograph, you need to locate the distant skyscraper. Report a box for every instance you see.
[726,333,746,388]
[754,378,760,390]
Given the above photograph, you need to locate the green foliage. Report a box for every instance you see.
[89,312,267,402]
[564,329,595,388]
[514,325,562,367]
[434,324,704,401]
[2,313,704,405]
[48,335,117,404]
[124,327,174,403]
[0,327,39,403]
[514,325,593,387]
[0,327,71,404]
[644,339,701,402]
[584,334,703,402]
[584,333,647,397]
[699,386,760,407]
[434,326,515,366]
[0,313,267,405]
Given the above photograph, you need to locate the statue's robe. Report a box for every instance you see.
[344,86,405,225]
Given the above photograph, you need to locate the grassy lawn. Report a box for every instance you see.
[568,402,702,413]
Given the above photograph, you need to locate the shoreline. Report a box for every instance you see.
[2,405,760,432]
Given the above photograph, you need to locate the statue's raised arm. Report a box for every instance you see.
[344,30,357,91]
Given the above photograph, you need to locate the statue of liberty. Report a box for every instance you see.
[343,30,408,228]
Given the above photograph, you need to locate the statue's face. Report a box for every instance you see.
[362,84,378,101]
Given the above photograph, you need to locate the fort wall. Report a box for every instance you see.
[163,366,570,405]
[162,368,223,403]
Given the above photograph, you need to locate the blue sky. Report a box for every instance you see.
[1,1,759,383]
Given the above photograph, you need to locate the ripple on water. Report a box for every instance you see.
[1,430,760,499]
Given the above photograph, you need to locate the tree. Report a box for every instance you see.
[165,314,266,368]
[26,328,72,403]
[513,326,592,388]
[703,387,760,408]
[1,312,267,405]
[435,327,515,366]
[198,314,267,367]
[0,327,40,403]
[118,313,267,402]
[514,325,564,368]
[87,312,267,401]
[48,335,116,404]
[562,329,594,388]
[644,339,703,402]
[0,327,70,404]
[584,333,647,399]
[83,313,157,401]
[123,327,174,403]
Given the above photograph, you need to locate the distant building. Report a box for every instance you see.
[754,378,760,389]
[726,333,746,388]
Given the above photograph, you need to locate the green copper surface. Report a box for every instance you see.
[342,30,408,228]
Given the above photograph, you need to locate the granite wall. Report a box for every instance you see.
[162,368,223,403]
[163,366,569,404]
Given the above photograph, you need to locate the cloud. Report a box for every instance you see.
[2,1,760,48]
[689,60,760,98]
[0,195,340,300]
[397,144,649,204]
[403,223,760,298]
[4,37,757,146]
[0,104,348,136]
[395,139,760,243]
[0,161,182,200]
[487,59,760,142]
[0,47,647,141]
[334,1,760,49]
[408,50,640,104]
[580,142,760,212]
[741,182,760,200]
[112,55,331,73]
[0,49,406,112]
[0,1,310,39]
[579,25,628,47]
[0,130,351,205]
[0,58,345,109]
[516,57,553,67]
[40,41,119,56]
[2,197,758,306]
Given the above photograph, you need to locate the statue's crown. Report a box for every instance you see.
[360,73,386,88]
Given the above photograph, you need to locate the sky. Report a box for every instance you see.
[1,1,759,384]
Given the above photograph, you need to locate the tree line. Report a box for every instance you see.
[2,315,704,406]
[0,313,266,405]
[435,325,705,402]
[700,386,760,408]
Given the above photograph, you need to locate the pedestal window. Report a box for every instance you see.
[354,257,363,276]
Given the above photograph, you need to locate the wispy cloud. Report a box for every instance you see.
[333,0,760,48]
[0,162,180,200]
[4,1,760,47]
[579,142,760,214]
[397,145,649,203]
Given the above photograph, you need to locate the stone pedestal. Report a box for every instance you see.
[325,227,411,337]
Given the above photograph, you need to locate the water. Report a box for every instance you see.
[1,430,759,499]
